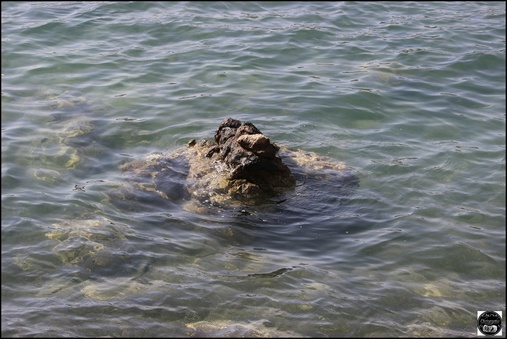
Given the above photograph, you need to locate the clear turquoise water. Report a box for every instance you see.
[1,1,505,337]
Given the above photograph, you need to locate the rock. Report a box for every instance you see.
[118,118,358,213]
[185,319,306,337]
[210,118,295,194]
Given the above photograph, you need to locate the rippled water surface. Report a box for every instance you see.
[2,1,505,337]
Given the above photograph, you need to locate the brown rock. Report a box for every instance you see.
[118,117,357,212]
[211,118,295,192]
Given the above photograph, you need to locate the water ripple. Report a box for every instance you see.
[2,1,505,337]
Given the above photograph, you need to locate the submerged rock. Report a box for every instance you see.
[44,216,150,280]
[27,90,98,174]
[184,319,306,338]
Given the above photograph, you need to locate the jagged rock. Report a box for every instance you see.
[118,118,358,213]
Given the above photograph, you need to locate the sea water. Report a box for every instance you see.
[1,2,505,337]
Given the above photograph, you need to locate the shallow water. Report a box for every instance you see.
[1,1,505,337]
